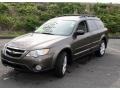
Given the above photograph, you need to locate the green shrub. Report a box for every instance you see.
[13,16,40,32]
[16,3,37,15]
[99,14,120,33]
[0,15,15,30]
[0,3,120,35]
[37,4,47,11]
[0,3,9,14]
[23,16,40,31]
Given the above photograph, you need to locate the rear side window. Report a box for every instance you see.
[87,20,98,32]
[95,20,105,29]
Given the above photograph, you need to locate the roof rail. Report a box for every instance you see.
[62,14,80,16]
[56,14,79,17]
[79,14,96,17]
[59,14,96,17]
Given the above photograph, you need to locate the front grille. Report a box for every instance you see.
[5,47,25,58]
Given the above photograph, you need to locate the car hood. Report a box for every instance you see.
[7,33,66,50]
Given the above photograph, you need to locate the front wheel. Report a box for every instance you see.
[54,51,68,78]
[95,40,106,57]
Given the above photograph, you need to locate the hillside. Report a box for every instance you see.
[0,2,120,36]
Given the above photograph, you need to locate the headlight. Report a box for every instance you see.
[26,49,49,58]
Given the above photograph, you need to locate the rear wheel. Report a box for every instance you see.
[54,51,68,78]
[95,40,106,57]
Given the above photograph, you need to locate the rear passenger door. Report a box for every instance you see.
[86,19,101,47]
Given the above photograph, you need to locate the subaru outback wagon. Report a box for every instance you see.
[1,15,108,77]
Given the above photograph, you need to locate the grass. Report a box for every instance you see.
[0,31,27,37]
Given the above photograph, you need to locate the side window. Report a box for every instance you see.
[95,20,105,29]
[87,20,98,32]
[77,21,88,33]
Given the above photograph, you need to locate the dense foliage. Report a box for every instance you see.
[0,3,120,34]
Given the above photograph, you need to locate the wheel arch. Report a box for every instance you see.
[60,48,73,64]
[53,47,73,67]
[100,35,108,48]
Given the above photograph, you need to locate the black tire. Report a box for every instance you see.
[95,40,106,57]
[14,68,30,72]
[14,68,22,72]
[54,51,68,78]
[14,68,25,72]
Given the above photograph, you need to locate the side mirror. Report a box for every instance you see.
[75,30,85,35]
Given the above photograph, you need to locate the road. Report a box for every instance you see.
[0,39,120,88]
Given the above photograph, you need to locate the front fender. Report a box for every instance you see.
[51,45,71,68]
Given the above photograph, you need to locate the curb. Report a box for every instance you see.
[109,36,120,39]
[0,36,16,39]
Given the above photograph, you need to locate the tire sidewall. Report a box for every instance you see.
[98,40,106,56]
[100,41,106,55]
[54,52,68,77]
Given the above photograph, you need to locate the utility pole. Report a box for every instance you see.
[85,3,90,14]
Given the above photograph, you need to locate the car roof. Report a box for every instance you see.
[53,15,100,21]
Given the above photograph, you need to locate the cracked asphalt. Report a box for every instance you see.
[0,39,120,88]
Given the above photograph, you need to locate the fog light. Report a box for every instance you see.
[35,65,42,71]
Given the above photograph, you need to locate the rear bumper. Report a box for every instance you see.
[1,52,53,72]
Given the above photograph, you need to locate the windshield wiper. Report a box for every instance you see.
[33,32,40,33]
[41,32,54,35]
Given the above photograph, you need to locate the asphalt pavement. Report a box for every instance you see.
[0,39,120,88]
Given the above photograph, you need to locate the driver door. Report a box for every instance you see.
[72,20,93,60]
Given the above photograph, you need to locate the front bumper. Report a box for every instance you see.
[1,52,53,72]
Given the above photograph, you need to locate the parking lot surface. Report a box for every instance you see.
[0,39,120,88]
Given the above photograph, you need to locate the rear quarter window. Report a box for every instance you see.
[95,20,105,29]
[87,20,98,32]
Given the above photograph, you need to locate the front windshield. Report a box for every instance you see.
[35,19,76,36]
